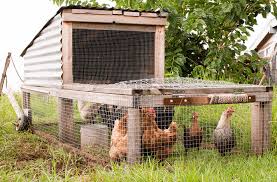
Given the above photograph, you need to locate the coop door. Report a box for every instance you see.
[72,29,155,84]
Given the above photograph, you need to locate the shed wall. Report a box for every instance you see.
[23,14,63,87]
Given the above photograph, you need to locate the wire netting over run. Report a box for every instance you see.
[110,77,258,89]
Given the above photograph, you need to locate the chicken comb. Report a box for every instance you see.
[192,112,199,117]
[227,107,235,113]
[147,108,156,114]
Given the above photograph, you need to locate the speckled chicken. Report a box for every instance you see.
[213,107,236,156]
[141,108,177,160]
[77,101,99,123]
[109,113,128,161]
[184,112,203,152]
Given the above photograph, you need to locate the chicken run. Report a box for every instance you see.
[28,78,273,163]
[19,6,273,164]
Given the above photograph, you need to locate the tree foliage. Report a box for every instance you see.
[52,0,277,83]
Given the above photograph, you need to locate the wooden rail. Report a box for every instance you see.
[0,52,11,95]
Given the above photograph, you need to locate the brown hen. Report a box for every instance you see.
[141,108,177,160]
[109,114,128,161]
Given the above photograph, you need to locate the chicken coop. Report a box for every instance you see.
[20,6,273,164]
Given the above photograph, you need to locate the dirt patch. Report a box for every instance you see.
[15,140,49,162]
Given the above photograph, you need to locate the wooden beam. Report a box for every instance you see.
[262,101,272,152]
[72,9,113,15]
[0,52,11,96]
[251,101,272,155]
[72,22,156,32]
[141,12,158,18]
[154,26,165,78]
[58,98,74,144]
[21,85,134,107]
[63,83,134,95]
[123,11,140,17]
[62,22,73,84]
[127,108,141,164]
[112,10,123,15]
[62,13,167,26]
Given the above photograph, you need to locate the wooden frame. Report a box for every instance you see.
[72,22,156,32]
[62,12,167,26]
[154,26,165,78]
[62,22,73,84]
[23,84,273,159]
[0,53,11,95]
[251,101,272,154]
[127,108,141,163]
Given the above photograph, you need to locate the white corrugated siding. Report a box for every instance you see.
[23,14,63,87]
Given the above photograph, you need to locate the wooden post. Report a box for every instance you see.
[251,101,272,154]
[23,92,32,125]
[62,22,73,84]
[0,52,11,95]
[127,108,141,164]
[262,101,272,151]
[58,98,74,144]
[154,26,165,78]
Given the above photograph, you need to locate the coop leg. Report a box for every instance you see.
[251,101,272,155]
[127,108,141,164]
[58,98,74,145]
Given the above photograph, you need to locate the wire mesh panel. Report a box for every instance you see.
[27,78,274,163]
[72,29,155,84]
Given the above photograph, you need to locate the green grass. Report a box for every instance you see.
[0,93,277,181]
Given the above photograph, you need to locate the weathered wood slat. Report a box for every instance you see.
[154,26,165,78]
[72,22,156,32]
[72,9,113,15]
[0,53,11,95]
[123,11,140,17]
[62,22,73,84]
[62,13,167,26]
[127,108,141,164]
[22,85,272,107]
[22,85,134,107]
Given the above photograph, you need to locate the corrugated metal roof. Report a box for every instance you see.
[20,5,168,57]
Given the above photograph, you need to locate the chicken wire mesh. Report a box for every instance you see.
[72,29,155,84]
[28,83,273,163]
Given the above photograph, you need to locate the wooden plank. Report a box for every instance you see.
[164,95,256,105]
[21,85,134,107]
[263,101,272,152]
[0,53,11,96]
[112,10,123,15]
[149,86,270,95]
[61,22,73,84]
[62,13,167,26]
[251,102,264,155]
[251,101,272,155]
[72,9,113,15]
[141,12,158,18]
[164,97,210,105]
[154,26,165,78]
[123,11,140,17]
[58,98,74,144]
[127,108,141,164]
[72,22,156,32]
[63,83,134,95]
[141,92,270,107]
